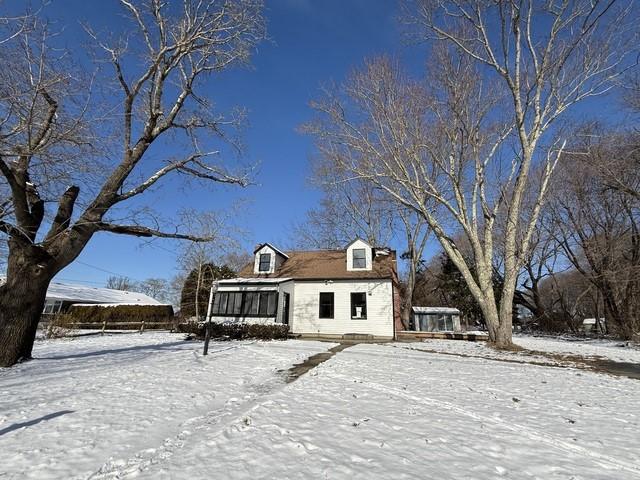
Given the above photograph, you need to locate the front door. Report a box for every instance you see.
[282,292,290,325]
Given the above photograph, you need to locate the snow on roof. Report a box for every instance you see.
[70,303,171,308]
[46,282,162,305]
[412,306,461,314]
[583,318,606,324]
[217,277,292,284]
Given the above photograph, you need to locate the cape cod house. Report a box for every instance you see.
[211,239,401,340]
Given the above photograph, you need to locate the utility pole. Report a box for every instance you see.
[203,283,216,356]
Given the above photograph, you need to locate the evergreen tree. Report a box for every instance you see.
[180,264,236,319]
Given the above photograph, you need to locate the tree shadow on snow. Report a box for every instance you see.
[41,340,194,361]
[0,410,74,436]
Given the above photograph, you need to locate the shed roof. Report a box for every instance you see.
[412,306,461,314]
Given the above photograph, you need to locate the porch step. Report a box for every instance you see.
[342,333,375,341]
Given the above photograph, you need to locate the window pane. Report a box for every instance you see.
[267,292,278,316]
[350,292,367,319]
[232,292,243,315]
[259,292,269,315]
[259,253,271,272]
[225,293,234,315]
[242,292,254,315]
[444,315,453,331]
[319,292,334,319]
[353,248,366,268]
[216,293,228,315]
[250,293,259,314]
[212,293,221,314]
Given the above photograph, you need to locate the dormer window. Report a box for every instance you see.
[352,248,366,269]
[258,253,271,272]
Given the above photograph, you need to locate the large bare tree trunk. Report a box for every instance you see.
[0,242,55,365]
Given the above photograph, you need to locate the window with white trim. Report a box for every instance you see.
[258,253,271,272]
[350,292,367,319]
[352,248,366,268]
[319,292,334,319]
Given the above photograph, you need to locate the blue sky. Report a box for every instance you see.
[22,0,630,287]
[47,0,419,286]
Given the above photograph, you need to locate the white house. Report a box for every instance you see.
[211,239,401,340]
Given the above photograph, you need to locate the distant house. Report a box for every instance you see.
[583,317,606,334]
[43,281,163,315]
[211,239,401,340]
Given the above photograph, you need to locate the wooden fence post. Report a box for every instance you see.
[140,320,145,334]
[102,320,106,335]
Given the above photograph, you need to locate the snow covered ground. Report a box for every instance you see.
[1,333,639,479]
[0,333,333,480]
[398,334,640,365]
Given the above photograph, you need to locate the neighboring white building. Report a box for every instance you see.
[43,281,163,315]
[211,239,401,340]
[411,307,462,332]
[583,317,606,334]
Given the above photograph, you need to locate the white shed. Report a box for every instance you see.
[411,307,462,332]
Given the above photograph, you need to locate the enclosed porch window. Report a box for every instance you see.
[212,291,278,317]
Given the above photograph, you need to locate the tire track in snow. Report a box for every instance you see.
[326,371,640,476]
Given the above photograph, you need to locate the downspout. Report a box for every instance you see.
[392,277,397,341]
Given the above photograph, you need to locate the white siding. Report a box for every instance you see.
[346,239,373,271]
[290,280,394,338]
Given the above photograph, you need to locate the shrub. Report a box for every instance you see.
[66,304,175,330]
[177,321,289,340]
[45,313,75,338]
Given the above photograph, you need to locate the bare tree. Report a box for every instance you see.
[398,209,430,328]
[306,1,636,347]
[537,269,596,334]
[176,209,235,320]
[105,275,137,291]
[0,1,265,367]
[293,159,395,250]
[549,133,640,340]
[220,250,252,272]
[137,277,170,303]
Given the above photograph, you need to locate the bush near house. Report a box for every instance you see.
[66,304,175,330]
[177,321,289,340]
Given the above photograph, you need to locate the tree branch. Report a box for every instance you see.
[96,222,214,242]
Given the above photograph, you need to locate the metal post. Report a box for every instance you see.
[203,283,216,356]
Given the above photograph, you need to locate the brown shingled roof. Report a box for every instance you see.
[237,249,397,280]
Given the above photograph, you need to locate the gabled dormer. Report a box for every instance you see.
[253,243,288,275]
[345,238,373,271]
